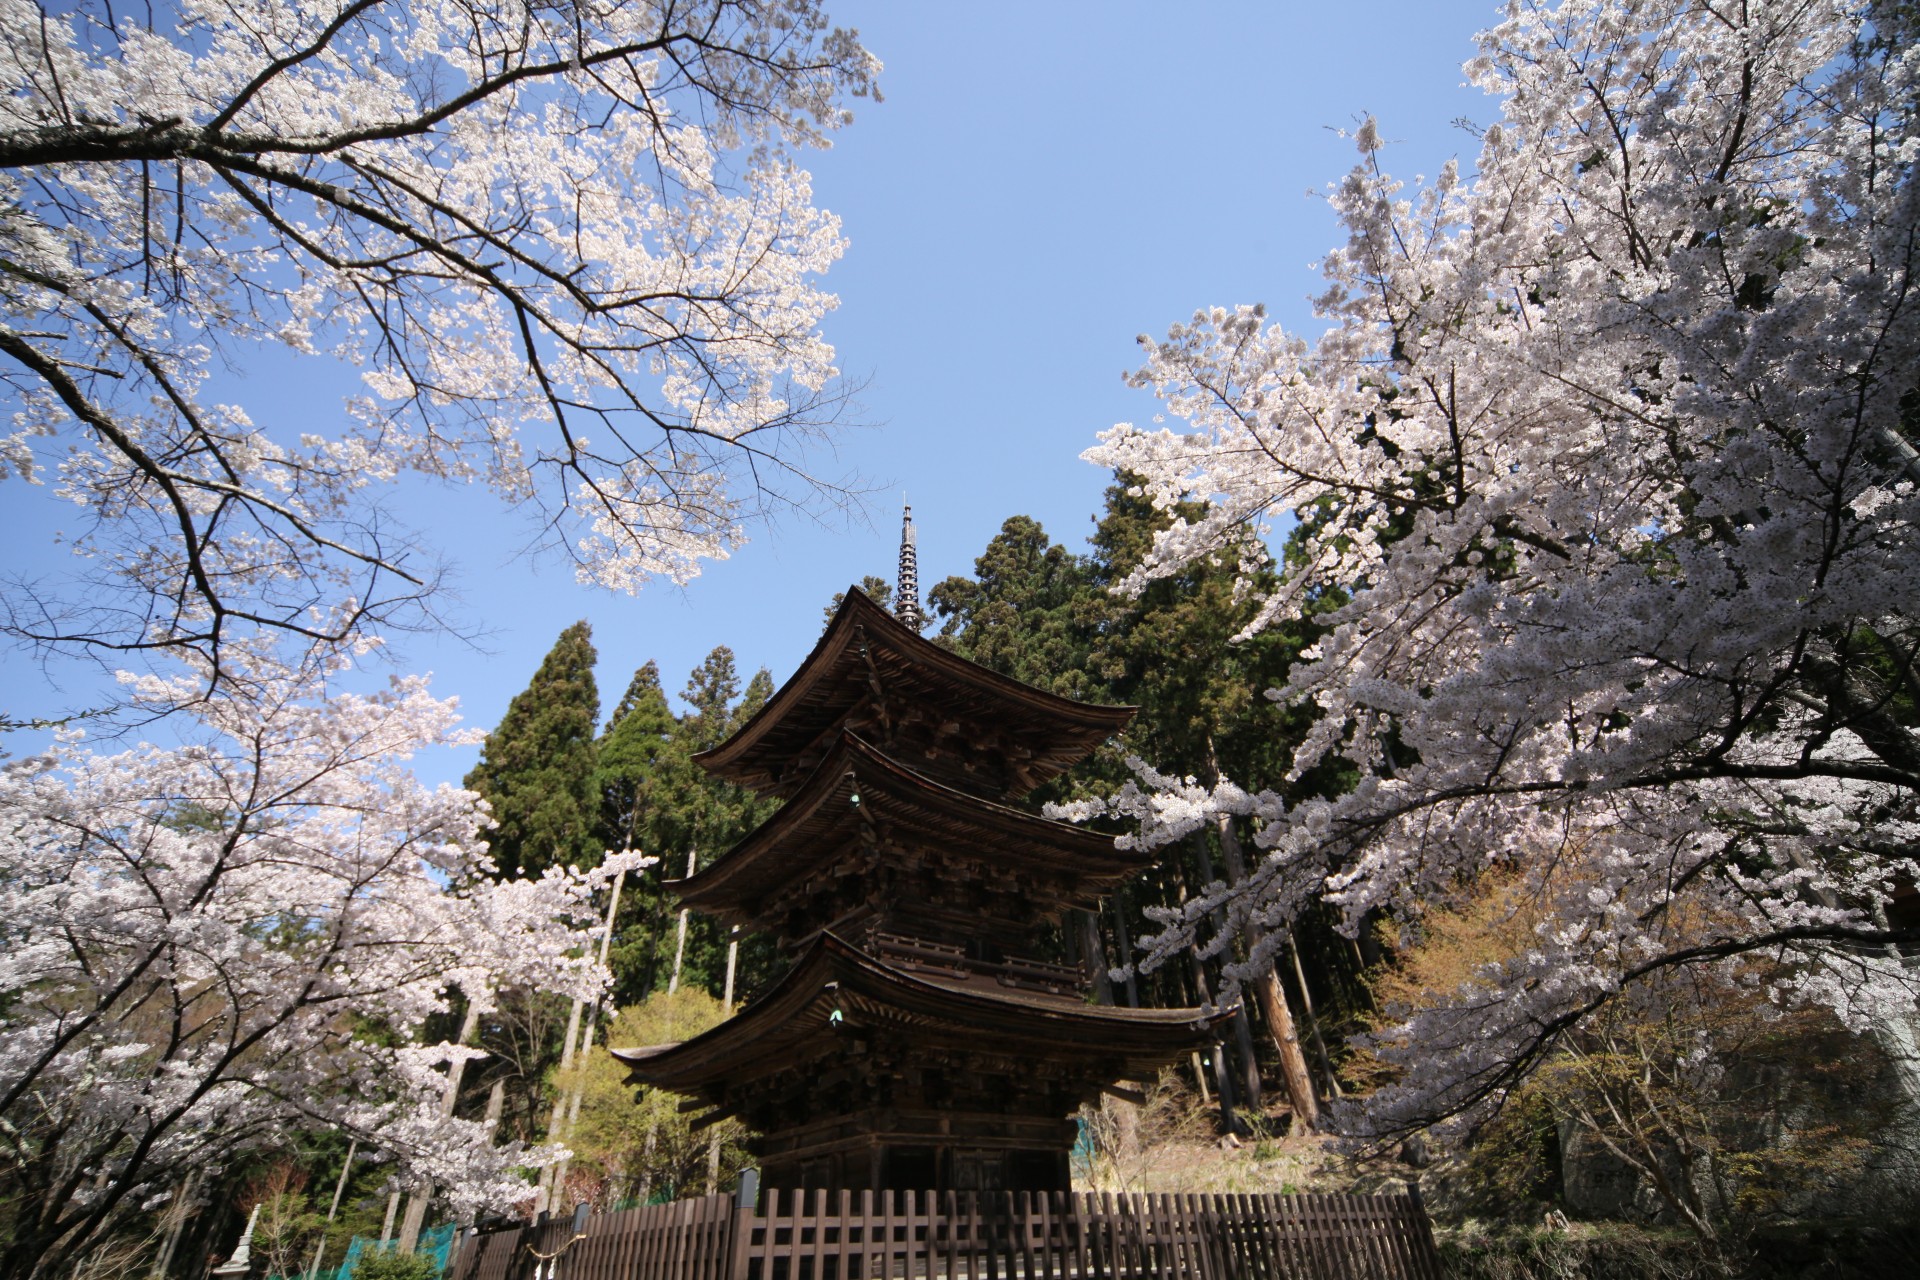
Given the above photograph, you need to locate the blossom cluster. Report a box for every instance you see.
[1086,0,1920,1132]
[0,649,650,1264]
[0,0,878,697]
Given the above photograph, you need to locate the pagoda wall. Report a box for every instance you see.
[752,1109,1076,1195]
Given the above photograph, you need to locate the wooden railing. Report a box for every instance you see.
[448,1189,1441,1280]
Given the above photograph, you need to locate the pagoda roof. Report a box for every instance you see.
[694,588,1134,797]
[673,731,1145,923]
[611,933,1226,1095]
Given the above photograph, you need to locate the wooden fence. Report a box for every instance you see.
[447,1188,1441,1280]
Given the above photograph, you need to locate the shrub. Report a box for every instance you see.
[349,1248,438,1280]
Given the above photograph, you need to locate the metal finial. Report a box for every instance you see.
[894,502,924,631]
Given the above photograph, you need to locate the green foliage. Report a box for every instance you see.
[348,1247,439,1280]
[1375,872,1890,1236]
[593,647,783,1007]
[596,660,678,856]
[928,475,1370,1050]
[457,635,786,1143]
[930,515,1107,702]
[823,575,893,628]
[465,621,603,879]
[561,990,754,1202]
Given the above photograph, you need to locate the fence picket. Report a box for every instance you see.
[443,1186,1443,1280]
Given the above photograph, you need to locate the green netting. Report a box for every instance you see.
[268,1221,457,1280]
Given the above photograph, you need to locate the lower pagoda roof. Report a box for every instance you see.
[670,731,1147,929]
[610,932,1228,1098]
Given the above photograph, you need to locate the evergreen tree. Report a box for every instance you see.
[736,668,775,728]
[591,647,786,1006]
[669,648,785,997]
[928,516,1109,702]
[597,661,679,854]
[823,575,894,629]
[928,481,1364,1126]
[464,621,603,879]
[680,646,743,751]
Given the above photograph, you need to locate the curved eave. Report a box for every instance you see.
[610,933,1227,1093]
[672,731,1144,917]
[693,589,1135,793]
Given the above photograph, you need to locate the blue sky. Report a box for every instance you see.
[2,1,1496,788]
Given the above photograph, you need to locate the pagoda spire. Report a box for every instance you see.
[894,502,924,631]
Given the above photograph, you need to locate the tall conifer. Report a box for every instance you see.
[597,660,678,855]
[465,620,603,879]
[595,660,685,1005]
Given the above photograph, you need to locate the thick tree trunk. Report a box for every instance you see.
[1212,812,1320,1133]
[1287,928,1343,1098]
[1185,833,1265,1109]
[1078,910,1115,1005]
[1250,968,1319,1133]
[1110,895,1140,1008]
[1229,1003,1264,1109]
[400,1002,482,1252]
[1185,945,1243,1133]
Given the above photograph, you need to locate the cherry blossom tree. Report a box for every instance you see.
[1081,0,1920,1141]
[0,644,652,1280]
[0,0,878,708]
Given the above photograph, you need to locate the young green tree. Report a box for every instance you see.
[464,622,604,880]
[557,990,753,1207]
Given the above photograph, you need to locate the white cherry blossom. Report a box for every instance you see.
[0,645,653,1274]
[1086,0,1920,1136]
[0,0,878,706]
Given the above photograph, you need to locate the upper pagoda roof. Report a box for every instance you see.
[610,933,1224,1095]
[673,730,1145,926]
[694,588,1134,798]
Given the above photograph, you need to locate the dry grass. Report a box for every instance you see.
[1074,1070,1363,1197]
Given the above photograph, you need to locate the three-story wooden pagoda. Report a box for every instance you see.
[613,518,1223,1194]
